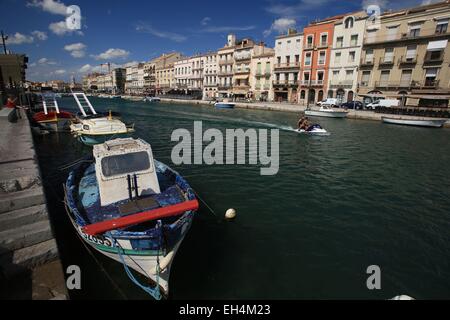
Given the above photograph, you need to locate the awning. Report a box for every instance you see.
[427,40,448,51]
[426,68,438,77]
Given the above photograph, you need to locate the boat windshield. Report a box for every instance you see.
[101,151,151,177]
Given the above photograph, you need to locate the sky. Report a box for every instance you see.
[1,0,442,82]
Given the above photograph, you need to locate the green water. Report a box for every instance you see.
[34,97,450,299]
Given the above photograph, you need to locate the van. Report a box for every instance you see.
[366,99,399,110]
[317,98,341,108]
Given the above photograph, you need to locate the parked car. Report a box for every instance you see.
[340,101,364,110]
[366,99,399,110]
[317,98,341,108]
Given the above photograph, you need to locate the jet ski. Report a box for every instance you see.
[296,124,329,136]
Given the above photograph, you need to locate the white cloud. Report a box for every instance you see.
[49,20,83,36]
[263,18,296,37]
[37,58,57,65]
[64,42,87,58]
[200,25,256,33]
[54,69,66,75]
[27,0,68,16]
[7,32,34,45]
[136,22,187,42]
[31,30,48,40]
[92,48,130,60]
[266,0,333,17]
[201,17,211,26]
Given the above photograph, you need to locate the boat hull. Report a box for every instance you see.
[215,103,235,109]
[305,110,348,118]
[382,117,447,128]
[78,132,131,146]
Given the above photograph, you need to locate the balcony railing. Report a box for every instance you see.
[218,84,232,90]
[234,55,251,61]
[379,57,395,66]
[398,55,417,65]
[218,71,233,76]
[273,80,298,86]
[234,68,251,74]
[256,70,272,77]
[274,62,300,69]
[424,52,444,64]
[299,80,324,87]
[360,58,374,67]
[219,59,234,65]
[329,80,354,89]
[373,80,440,89]
[364,28,450,45]
[317,42,328,48]
[304,43,314,50]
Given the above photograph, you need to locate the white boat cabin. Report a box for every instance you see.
[93,138,161,206]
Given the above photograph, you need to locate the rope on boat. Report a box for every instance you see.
[109,227,162,301]
[192,188,217,217]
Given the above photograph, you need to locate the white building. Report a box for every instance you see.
[328,12,367,103]
[218,34,236,98]
[251,46,275,101]
[174,58,192,90]
[203,52,218,100]
[273,29,303,103]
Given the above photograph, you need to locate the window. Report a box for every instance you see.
[406,45,417,60]
[436,19,448,34]
[332,70,339,78]
[277,56,281,65]
[380,70,390,86]
[320,34,328,46]
[336,37,344,48]
[365,49,374,63]
[335,52,341,64]
[350,35,358,46]
[425,68,438,86]
[317,71,324,83]
[307,35,314,48]
[295,55,300,64]
[361,71,371,86]
[386,26,398,41]
[366,29,377,43]
[400,70,412,86]
[303,72,310,81]
[286,56,290,65]
[345,70,354,80]
[345,17,354,29]
[348,51,356,63]
[305,53,312,66]
[318,51,326,65]
[101,152,151,177]
[409,23,421,37]
[384,48,394,63]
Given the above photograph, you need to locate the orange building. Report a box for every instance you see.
[299,16,344,105]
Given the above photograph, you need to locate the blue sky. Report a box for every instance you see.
[2,0,439,81]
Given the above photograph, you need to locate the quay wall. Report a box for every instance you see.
[0,108,67,300]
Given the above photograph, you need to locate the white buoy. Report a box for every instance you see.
[225,208,236,220]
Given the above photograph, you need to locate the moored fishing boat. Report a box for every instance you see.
[215,100,235,109]
[69,92,134,146]
[382,117,447,128]
[64,138,199,299]
[305,106,348,118]
[143,97,161,103]
[32,93,74,132]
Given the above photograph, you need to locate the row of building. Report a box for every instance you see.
[83,1,450,107]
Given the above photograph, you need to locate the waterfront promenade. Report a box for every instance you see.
[121,96,450,128]
[0,108,66,300]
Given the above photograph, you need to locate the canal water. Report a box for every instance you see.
[34,97,450,299]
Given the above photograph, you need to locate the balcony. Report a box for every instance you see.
[317,42,328,49]
[219,59,234,66]
[218,71,233,76]
[304,43,314,50]
[360,58,374,67]
[218,84,232,90]
[189,74,204,80]
[398,55,417,65]
[255,70,272,77]
[424,52,444,64]
[299,80,324,87]
[234,55,251,62]
[379,57,395,67]
[329,80,354,89]
[273,80,298,87]
[364,28,450,45]
[234,68,251,74]
[274,62,300,70]
[374,81,418,89]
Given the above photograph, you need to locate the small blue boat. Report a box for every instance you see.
[215,102,235,109]
[64,138,199,299]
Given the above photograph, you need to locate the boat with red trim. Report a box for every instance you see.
[32,93,74,132]
[64,137,199,299]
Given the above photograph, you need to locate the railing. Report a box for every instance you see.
[424,52,444,63]
[299,80,324,86]
[218,84,232,90]
[360,58,374,66]
[373,80,440,89]
[218,71,233,76]
[274,62,300,69]
[317,42,328,48]
[379,57,395,66]
[398,55,417,64]
[329,80,354,88]
[304,43,314,50]
[219,59,234,65]
[234,68,251,74]
[234,55,251,61]
[255,71,272,77]
[364,28,450,44]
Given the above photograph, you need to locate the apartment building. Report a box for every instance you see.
[203,52,218,100]
[273,29,303,103]
[251,45,275,102]
[0,54,28,88]
[358,1,450,108]
[218,35,236,98]
[174,57,192,90]
[299,15,343,105]
[190,55,205,92]
[233,38,255,99]
[154,52,182,95]
[125,63,145,95]
[328,11,367,103]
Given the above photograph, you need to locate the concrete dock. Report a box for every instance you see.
[0,108,67,300]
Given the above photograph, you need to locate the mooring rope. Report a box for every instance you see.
[192,188,217,217]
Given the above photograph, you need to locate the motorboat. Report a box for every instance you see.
[32,92,74,132]
[215,100,235,109]
[296,124,329,136]
[305,105,348,118]
[64,138,199,299]
[382,117,447,128]
[69,92,134,146]
[143,97,161,103]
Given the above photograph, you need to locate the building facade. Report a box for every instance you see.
[358,1,450,108]
[0,54,28,89]
[203,52,218,100]
[251,45,275,102]
[218,35,236,99]
[273,29,303,103]
[155,52,182,95]
[328,12,367,103]
[174,57,192,90]
[299,16,343,105]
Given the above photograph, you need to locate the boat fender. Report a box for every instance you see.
[225,208,236,220]
[149,250,175,275]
